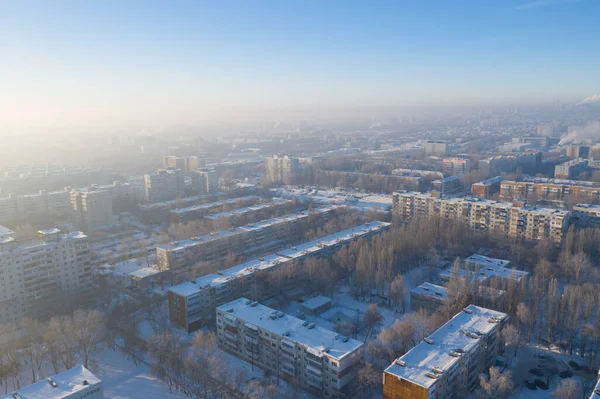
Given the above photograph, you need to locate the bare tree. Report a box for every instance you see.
[20,317,46,383]
[553,378,583,399]
[364,304,384,342]
[72,309,106,369]
[478,367,514,399]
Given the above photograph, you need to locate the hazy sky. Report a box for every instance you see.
[1,0,599,130]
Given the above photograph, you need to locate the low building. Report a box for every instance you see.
[0,365,103,399]
[410,282,448,312]
[302,295,332,315]
[440,254,528,284]
[383,305,507,399]
[217,298,364,398]
[432,176,463,195]
[167,222,390,332]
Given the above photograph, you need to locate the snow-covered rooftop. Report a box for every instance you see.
[385,305,507,389]
[203,198,290,220]
[440,255,528,283]
[160,205,340,251]
[169,195,259,215]
[0,365,102,399]
[169,221,390,296]
[219,298,364,361]
[302,295,332,311]
[411,282,448,301]
[0,225,14,238]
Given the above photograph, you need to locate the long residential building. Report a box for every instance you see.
[0,188,72,225]
[383,305,507,399]
[0,228,92,324]
[168,221,390,332]
[555,158,588,179]
[217,298,364,399]
[0,165,110,195]
[203,198,294,229]
[318,170,424,192]
[410,282,505,313]
[393,192,570,243]
[478,151,541,177]
[500,178,600,204]
[169,195,260,224]
[440,254,529,284]
[139,193,222,224]
[158,205,341,270]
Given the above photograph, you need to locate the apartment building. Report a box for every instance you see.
[392,168,444,179]
[144,169,185,203]
[266,155,299,185]
[442,157,471,176]
[0,188,72,225]
[190,169,218,194]
[572,204,600,228]
[217,298,364,399]
[0,229,92,324]
[139,193,221,224]
[501,176,600,204]
[70,188,113,231]
[555,158,588,179]
[478,152,541,178]
[318,170,424,192]
[163,155,205,172]
[0,165,110,195]
[471,176,503,199]
[383,305,507,399]
[203,199,293,229]
[411,282,505,313]
[432,176,463,195]
[169,195,259,224]
[423,141,447,156]
[158,206,340,270]
[393,192,570,243]
[167,222,390,331]
[0,365,103,399]
[440,254,528,284]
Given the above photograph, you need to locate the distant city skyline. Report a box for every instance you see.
[1,0,599,131]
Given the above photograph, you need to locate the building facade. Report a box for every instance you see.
[393,192,569,243]
[70,188,113,231]
[442,158,471,176]
[500,177,600,204]
[144,169,185,203]
[266,155,299,185]
[554,158,588,179]
[471,176,503,199]
[478,152,540,178]
[217,298,364,399]
[383,305,507,399]
[0,189,72,225]
[0,229,92,324]
[169,195,260,224]
[190,169,218,194]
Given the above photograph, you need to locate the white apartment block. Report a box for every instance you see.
[168,222,390,332]
[266,155,299,185]
[144,169,185,203]
[383,305,507,399]
[203,199,292,228]
[190,169,218,194]
[393,192,569,243]
[157,205,340,270]
[0,229,92,324]
[217,298,364,399]
[0,189,72,225]
[70,188,113,231]
[442,157,471,176]
[1,365,103,399]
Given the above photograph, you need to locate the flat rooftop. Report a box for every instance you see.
[302,295,332,311]
[0,365,101,399]
[384,305,507,389]
[440,257,528,283]
[465,254,511,269]
[204,198,290,220]
[219,298,364,361]
[411,282,448,301]
[169,221,389,296]
[170,195,259,215]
